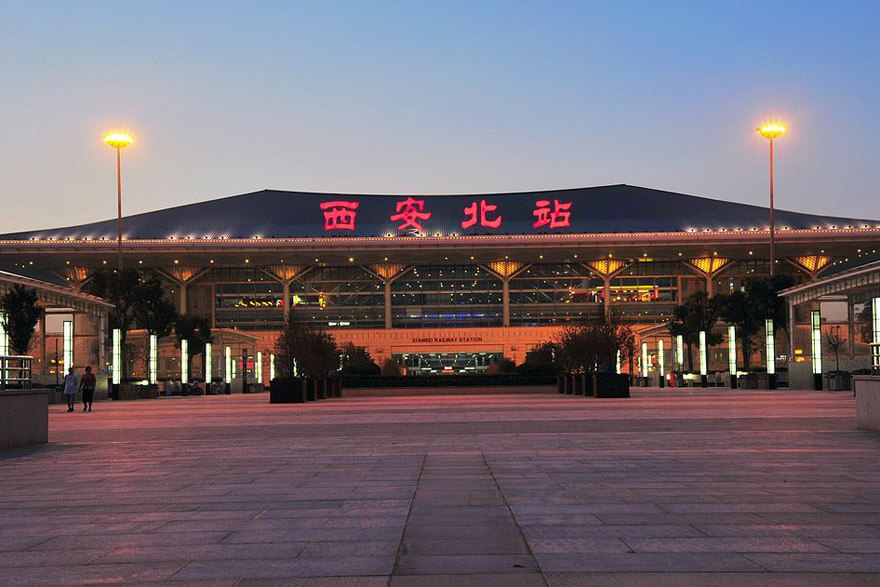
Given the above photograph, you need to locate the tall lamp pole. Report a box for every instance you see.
[756,123,786,276]
[102,132,134,270]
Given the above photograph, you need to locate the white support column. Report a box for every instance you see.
[181,339,189,384]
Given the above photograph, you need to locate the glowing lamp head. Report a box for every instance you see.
[757,123,786,140]
[102,132,134,149]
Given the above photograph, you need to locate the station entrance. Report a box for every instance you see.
[393,351,504,375]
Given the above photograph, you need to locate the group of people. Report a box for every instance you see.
[62,366,96,412]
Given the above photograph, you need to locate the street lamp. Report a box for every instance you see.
[756,122,786,276]
[102,131,134,270]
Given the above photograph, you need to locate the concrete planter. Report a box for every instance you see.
[0,390,49,450]
[270,378,305,403]
[854,376,880,431]
[114,384,158,401]
[593,373,631,398]
[825,372,853,392]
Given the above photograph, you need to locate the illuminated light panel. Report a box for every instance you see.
[873,298,880,369]
[181,339,189,385]
[615,350,621,375]
[264,264,306,281]
[676,335,684,370]
[641,342,648,378]
[688,257,731,275]
[168,266,202,282]
[585,259,627,277]
[0,311,8,355]
[370,263,409,280]
[793,255,832,274]
[149,334,158,385]
[486,260,524,278]
[811,311,822,375]
[112,328,121,385]
[270,353,276,380]
[766,319,776,375]
[728,325,737,374]
[256,351,263,385]
[62,321,73,372]
[225,346,232,384]
[64,266,90,283]
[658,339,665,377]
[699,331,707,376]
[205,342,212,382]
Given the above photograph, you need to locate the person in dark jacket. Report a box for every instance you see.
[80,366,96,412]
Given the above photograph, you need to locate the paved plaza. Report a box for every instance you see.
[1,389,880,586]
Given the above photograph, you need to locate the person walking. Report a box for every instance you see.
[62,367,78,412]
[80,366,96,412]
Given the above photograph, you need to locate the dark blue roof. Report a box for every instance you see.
[2,185,874,240]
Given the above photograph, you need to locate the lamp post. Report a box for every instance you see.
[756,123,786,276]
[102,131,134,270]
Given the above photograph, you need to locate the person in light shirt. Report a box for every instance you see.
[62,367,78,413]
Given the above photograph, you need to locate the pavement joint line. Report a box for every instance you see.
[390,454,426,576]
[483,451,549,586]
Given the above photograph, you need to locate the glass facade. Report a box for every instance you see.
[189,260,798,330]
[391,265,502,328]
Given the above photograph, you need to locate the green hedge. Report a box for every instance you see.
[337,374,558,388]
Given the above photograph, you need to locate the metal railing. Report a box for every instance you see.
[0,355,34,390]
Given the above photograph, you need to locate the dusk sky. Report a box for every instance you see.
[1,1,878,232]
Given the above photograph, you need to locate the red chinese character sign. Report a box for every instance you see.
[533,199,572,229]
[461,200,502,229]
[391,197,432,232]
[320,201,359,231]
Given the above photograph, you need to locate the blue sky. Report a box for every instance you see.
[1,1,878,231]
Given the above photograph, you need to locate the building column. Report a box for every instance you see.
[40,313,47,375]
[502,278,510,327]
[283,280,291,322]
[384,280,392,329]
[787,297,796,362]
[603,276,612,319]
[706,275,714,298]
[179,282,188,316]
[98,311,106,375]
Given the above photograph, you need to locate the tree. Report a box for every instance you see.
[668,291,722,371]
[175,315,212,381]
[522,341,562,373]
[381,357,402,376]
[87,268,144,380]
[339,342,380,375]
[826,325,847,373]
[716,275,795,369]
[274,317,340,378]
[486,357,516,374]
[716,290,761,370]
[1,285,42,355]
[132,277,178,337]
[557,314,636,374]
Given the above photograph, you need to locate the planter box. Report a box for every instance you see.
[854,376,880,431]
[269,378,305,403]
[825,372,853,392]
[557,374,566,394]
[114,384,158,401]
[316,379,327,400]
[593,373,631,398]
[573,374,584,395]
[0,390,49,450]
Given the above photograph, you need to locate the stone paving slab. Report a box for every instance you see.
[0,389,879,584]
